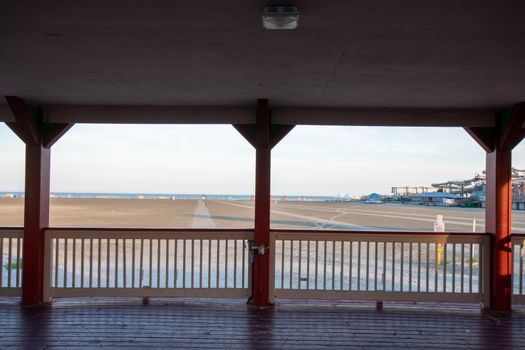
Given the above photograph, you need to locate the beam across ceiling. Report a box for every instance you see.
[42,106,255,124]
[0,104,497,127]
[271,107,495,127]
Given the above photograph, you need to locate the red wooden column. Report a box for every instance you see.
[253,99,271,305]
[466,103,525,311]
[233,99,294,306]
[485,148,512,310]
[5,96,72,305]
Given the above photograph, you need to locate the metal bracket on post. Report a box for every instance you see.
[246,240,268,263]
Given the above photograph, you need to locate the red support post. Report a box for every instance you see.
[252,99,271,306]
[5,96,72,305]
[22,143,51,305]
[485,149,512,310]
[466,103,525,311]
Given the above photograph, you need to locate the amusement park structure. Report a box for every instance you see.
[393,168,525,205]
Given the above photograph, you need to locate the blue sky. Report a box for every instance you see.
[1,122,524,196]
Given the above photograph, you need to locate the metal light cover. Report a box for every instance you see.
[262,5,299,30]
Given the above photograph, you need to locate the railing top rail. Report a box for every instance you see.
[45,227,254,240]
[0,227,24,238]
[271,230,489,244]
[0,226,24,231]
[271,229,491,237]
[46,227,253,233]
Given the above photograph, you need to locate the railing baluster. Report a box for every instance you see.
[16,237,21,288]
[460,243,464,293]
[174,239,178,288]
[81,239,85,288]
[417,242,421,292]
[307,241,311,290]
[149,239,153,287]
[233,240,237,289]
[165,239,169,288]
[322,241,326,290]
[392,242,396,292]
[98,238,102,288]
[72,238,77,288]
[478,244,482,294]
[409,242,412,292]
[426,242,429,292]
[224,240,227,289]
[123,239,127,288]
[208,239,211,288]
[349,241,353,291]
[131,239,135,288]
[7,238,11,288]
[513,245,523,295]
[106,238,110,288]
[366,241,370,291]
[89,238,93,288]
[216,239,219,288]
[382,242,386,291]
[298,240,302,289]
[64,238,68,288]
[157,239,161,288]
[291,240,295,290]
[340,241,344,291]
[241,239,245,288]
[315,241,319,290]
[331,241,335,291]
[199,239,203,289]
[357,241,361,291]
[115,239,119,288]
[468,243,472,294]
[400,242,404,292]
[434,243,438,292]
[452,243,456,293]
[443,243,447,292]
[374,242,378,291]
[278,241,283,289]
[0,238,3,287]
[140,239,144,288]
[183,239,187,288]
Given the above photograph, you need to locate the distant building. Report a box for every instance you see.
[365,193,383,204]
[411,192,464,206]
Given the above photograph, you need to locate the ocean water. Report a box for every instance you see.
[0,192,337,202]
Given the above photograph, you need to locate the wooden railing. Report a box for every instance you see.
[512,234,525,304]
[0,228,23,296]
[43,228,253,300]
[270,230,491,304]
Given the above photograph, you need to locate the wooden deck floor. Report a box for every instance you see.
[1,299,525,349]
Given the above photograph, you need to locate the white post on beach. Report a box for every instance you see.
[472,217,476,233]
[434,215,445,232]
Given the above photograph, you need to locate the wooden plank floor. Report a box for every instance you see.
[1,299,525,349]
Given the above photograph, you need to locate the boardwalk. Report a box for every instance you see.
[1,299,524,349]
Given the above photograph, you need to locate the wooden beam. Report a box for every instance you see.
[44,105,254,124]
[499,103,525,151]
[11,104,496,127]
[272,107,495,127]
[232,124,256,148]
[5,96,40,145]
[43,123,74,149]
[463,127,495,153]
[0,104,14,122]
[252,98,271,306]
[270,124,295,149]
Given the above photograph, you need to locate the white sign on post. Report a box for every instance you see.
[434,215,445,232]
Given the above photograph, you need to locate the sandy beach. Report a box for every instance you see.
[1,197,525,232]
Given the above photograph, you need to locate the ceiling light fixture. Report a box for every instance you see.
[262,5,299,30]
